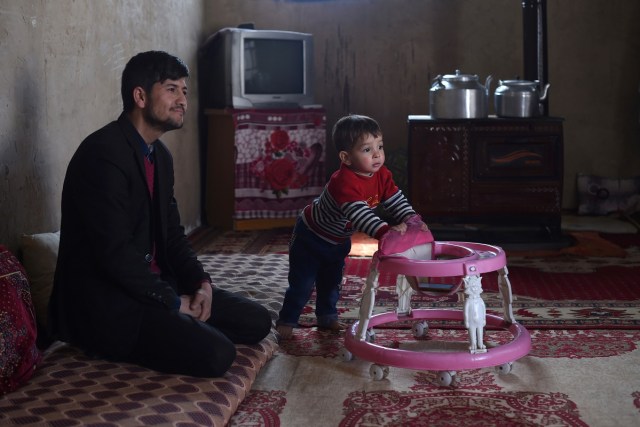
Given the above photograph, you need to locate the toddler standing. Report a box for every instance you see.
[276,114,429,339]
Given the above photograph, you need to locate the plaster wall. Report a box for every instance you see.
[1,0,205,251]
[2,0,639,251]
[203,0,640,210]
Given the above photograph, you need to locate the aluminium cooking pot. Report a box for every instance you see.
[429,69,493,119]
[494,79,550,117]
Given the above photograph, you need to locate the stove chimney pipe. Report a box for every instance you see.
[522,0,549,116]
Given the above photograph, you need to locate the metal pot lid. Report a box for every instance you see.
[497,79,538,87]
[442,69,479,82]
[495,80,539,95]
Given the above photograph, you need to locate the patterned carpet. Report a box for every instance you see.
[194,228,291,255]
[244,328,640,426]
[193,230,640,426]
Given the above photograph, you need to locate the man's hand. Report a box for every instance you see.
[178,281,212,321]
[179,295,201,318]
[190,281,213,322]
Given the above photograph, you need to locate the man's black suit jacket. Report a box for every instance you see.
[49,114,210,359]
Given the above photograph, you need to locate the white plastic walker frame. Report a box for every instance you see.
[342,241,531,384]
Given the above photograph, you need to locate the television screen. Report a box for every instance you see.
[244,39,304,95]
[199,28,315,109]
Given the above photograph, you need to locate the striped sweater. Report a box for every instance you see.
[302,164,416,244]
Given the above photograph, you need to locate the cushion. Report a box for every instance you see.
[577,174,640,215]
[0,245,42,395]
[19,231,59,330]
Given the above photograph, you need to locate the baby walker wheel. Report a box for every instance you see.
[411,320,429,338]
[338,347,354,362]
[437,370,457,387]
[495,362,513,375]
[369,364,390,381]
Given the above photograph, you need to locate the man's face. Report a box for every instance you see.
[143,78,188,132]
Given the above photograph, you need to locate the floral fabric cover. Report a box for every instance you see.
[231,109,326,220]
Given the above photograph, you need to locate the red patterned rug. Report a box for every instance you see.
[190,230,640,426]
[189,252,640,426]
[230,328,640,426]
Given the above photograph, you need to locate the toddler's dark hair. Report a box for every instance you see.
[332,114,382,152]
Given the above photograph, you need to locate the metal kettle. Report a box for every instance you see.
[494,79,550,117]
[429,69,493,119]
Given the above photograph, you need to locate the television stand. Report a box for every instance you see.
[204,108,326,230]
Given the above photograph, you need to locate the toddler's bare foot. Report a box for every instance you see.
[276,324,294,340]
[318,320,347,333]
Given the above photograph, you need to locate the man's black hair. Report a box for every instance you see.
[121,51,189,112]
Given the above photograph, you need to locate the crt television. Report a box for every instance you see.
[199,28,315,109]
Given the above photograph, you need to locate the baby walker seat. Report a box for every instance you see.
[341,224,531,386]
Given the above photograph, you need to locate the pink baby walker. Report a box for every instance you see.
[341,222,531,386]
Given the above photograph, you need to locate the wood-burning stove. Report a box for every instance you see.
[407,115,564,241]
